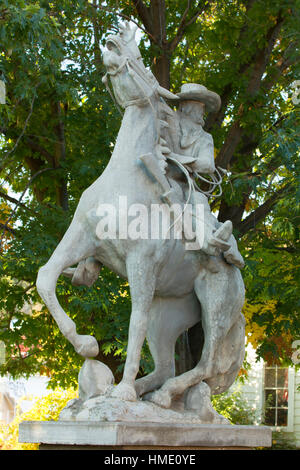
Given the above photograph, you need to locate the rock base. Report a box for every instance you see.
[58,394,228,425]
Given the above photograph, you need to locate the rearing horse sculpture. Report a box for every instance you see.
[36,25,245,412]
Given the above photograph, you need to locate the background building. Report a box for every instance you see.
[238,345,300,447]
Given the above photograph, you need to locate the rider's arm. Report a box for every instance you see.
[190,130,216,174]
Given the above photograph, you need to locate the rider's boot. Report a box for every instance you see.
[209,220,232,251]
[223,235,245,269]
[209,221,245,269]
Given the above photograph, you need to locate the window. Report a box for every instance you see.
[263,366,289,427]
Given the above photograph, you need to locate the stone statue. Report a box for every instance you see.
[36,23,246,424]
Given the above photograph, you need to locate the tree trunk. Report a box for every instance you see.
[152,52,171,90]
[149,0,170,89]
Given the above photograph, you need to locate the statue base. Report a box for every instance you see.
[19,421,272,450]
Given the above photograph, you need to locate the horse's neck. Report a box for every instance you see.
[109,103,158,170]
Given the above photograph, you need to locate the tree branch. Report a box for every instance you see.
[0,190,34,212]
[0,168,56,251]
[0,83,41,172]
[270,245,298,254]
[91,1,104,73]
[168,0,191,51]
[53,102,69,211]
[205,1,260,131]
[95,3,157,43]
[215,13,284,169]
[168,0,210,52]
[25,137,55,166]
[0,222,16,235]
[132,0,153,35]
[261,41,298,93]
[237,184,290,235]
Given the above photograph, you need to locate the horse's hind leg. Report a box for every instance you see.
[148,264,245,408]
[36,221,99,358]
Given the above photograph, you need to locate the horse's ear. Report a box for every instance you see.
[119,21,138,42]
[130,24,138,36]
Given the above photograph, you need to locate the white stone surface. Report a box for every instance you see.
[19,420,272,448]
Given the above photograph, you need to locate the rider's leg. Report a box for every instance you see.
[223,234,245,269]
[188,191,222,255]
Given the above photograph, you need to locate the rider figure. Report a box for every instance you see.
[173,84,244,268]
[140,83,244,269]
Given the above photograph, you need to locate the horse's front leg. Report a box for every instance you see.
[111,250,157,402]
[36,221,100,358]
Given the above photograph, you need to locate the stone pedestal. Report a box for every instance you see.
[19,421,272,450]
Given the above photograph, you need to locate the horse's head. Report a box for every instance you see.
[103,22,141,70]
[102,23,179,110]
[102,25,157,109]
[102,34,128,74]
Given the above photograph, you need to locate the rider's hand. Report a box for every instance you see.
[191,159,216,174]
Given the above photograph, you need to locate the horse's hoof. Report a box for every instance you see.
[147,389,172,409]
[74,335,99,358]
[111,382,137,402]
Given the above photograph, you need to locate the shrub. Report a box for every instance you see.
[0,388,77,450]
[211,387,257,425]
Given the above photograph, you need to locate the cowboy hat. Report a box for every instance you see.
[175,83,221,113]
